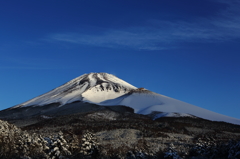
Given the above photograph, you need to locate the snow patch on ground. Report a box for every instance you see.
[150,112,194,120]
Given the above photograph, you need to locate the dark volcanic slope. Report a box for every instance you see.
[22,110,240,143]
[0,100,134,121]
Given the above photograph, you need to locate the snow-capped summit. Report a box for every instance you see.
[13,73,136,108]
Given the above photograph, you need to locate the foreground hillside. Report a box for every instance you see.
[1,109,240,159]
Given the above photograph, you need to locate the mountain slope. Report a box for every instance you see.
[100,90,240,125]
[1,72,240,125]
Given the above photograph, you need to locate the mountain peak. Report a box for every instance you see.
[76,72,136,88]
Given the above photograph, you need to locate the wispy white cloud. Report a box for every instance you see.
[46,0,240,50]
[48,30,167,50]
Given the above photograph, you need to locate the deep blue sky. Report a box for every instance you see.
[1,0,240,119]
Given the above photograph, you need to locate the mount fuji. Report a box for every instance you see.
[1,72,240,125]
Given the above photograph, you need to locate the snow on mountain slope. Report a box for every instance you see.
[8,72,240,125]
[100,90,240,125]
[13,73,136,108]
